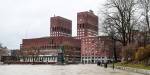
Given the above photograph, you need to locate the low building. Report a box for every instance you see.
[10,49,20,56]
[0,47,9,62]
[20,36,81,64]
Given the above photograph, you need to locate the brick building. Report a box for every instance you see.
[50,16,72,37]
[81,36,113,64]
[21,36,81,63]
[77,10,98,39]
[20,16,81,64]
[77,10,111,64]
[19,10,116,64]
[131,30,150,46]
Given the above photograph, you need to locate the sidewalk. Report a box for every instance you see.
[109,65,150,75]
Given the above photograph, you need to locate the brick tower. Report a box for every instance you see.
[50,16,72,37]
[77,10,98,39]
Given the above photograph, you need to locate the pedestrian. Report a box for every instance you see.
[106,62,107,68]
[112,63,115,70]
[99,61,101,66]
[104,62,107,68]
[104,63,106,68]
[97,61,100,66]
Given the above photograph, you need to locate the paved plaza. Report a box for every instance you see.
[0,64,144,75]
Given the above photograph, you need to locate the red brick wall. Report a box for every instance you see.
[50,16,72,37]
[21,36,81,62]
[77,11,98,39]
[81,36,113,57]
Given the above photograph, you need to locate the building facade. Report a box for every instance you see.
[0,47,9,62]
[76,10,112,64]
[19,16,81,64]
[81,36,113,64]
[21,36,81,64]
[11,49,20,56]
[18,10,116,64]
[50,16,72,37]
[77,10,98,39]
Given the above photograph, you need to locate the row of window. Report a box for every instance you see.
[51,33,70,37]
[25,45,59,50]
[82,57,106,59]
[51,27,71,34]
[77,24,98,30]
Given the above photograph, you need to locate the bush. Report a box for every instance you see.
[122,43,137,62]
[135,47,145,61]
[135,44,150,64]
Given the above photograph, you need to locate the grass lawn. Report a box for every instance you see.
[115,63,150,70]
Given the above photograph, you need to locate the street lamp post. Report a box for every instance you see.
[111,31,117,70]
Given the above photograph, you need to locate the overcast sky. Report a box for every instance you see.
[0,0,106,49]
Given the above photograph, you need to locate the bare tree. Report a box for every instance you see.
[139,0,150,32]
[138,0,150,46]
[102,0,138,46]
